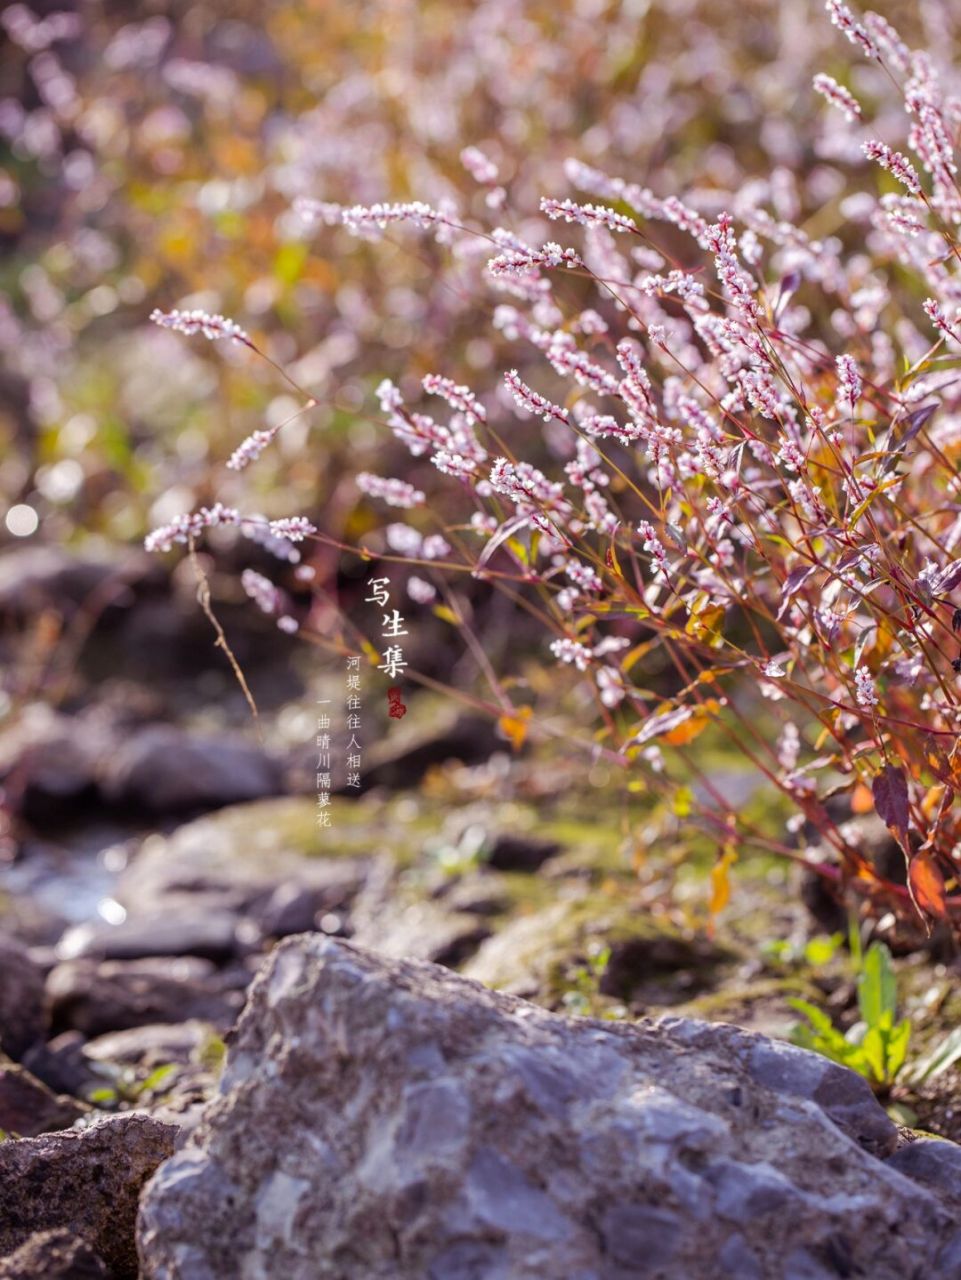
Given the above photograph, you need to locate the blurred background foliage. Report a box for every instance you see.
[2,0,943,561]
[0,0,956,736]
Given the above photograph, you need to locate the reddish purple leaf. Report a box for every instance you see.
[901,401,938,442]
[880,403,936,476]
[836,547,867,573]
[936,560,961,595]
[872,764,910,849]
[777,563,817,620]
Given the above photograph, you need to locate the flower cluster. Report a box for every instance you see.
[812,73,862,121]
[356,472,426,508]
[861,142,922,198]
[540,197,637,234]
[226,427,280,472]
[150,309,250,345]
[144,503,241,553]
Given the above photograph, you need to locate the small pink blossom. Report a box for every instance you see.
[637,521,670,579]
[504,370,570,423]
[150,308,250,345]
[422,373,487,424]
[145,502,241,553]
[338,200,457,240]
[826,0,880,59]
[460,145,499,185]
[854,666,879,708]
[540,197,637,234]
[923,298,959,339]
[407,576,437,604]
[836,354,862,410]
[356,472,426,508]
[241,568,284,615]
[812,74,862,121]
[267,517,316,542]
[550,638,592,670]
[862,141,922,197]
[488,242,583,278]
[226,427,280,471]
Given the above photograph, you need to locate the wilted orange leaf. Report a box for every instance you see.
[709,846,738,918]
[499,706,532,752]
[921,784,947,820]
[908,851,948,921]
[851,782,874,815]
[666,699,720,746]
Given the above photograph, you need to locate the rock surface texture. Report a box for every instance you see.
[138,937,961,1280]
[0,1228,111,1279]
[0,1114,176,1279]
[0,933,47,1059]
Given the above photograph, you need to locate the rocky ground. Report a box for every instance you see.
[1,545,960,1277]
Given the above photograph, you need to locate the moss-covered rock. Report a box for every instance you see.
[462,889,732,1009]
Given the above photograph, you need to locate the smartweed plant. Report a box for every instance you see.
[146,2,961,937]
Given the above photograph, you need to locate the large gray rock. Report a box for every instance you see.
[0,547,146,621]
[0,1113,175,1279]
[0,933,47,1060]
[101,724,282,812]
[55,912,243,965]
[350,856,492,967]
[47,956,245,1036]
[138,937,961,1279]
[0,706,102,815]
[0,1060,89,1137]
[115,797,369,919]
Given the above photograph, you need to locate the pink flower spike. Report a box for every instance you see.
[812,74,862,121]
[504,370,570,423]
[923,298,959,340]
[540,197,636,234]
[862,141,922,197]
[144,502,241,553]
[356,473,426,508]
[241,568,284,615]
[825,1,880,59]
[460,145,499,185]
[150,308,250,345]
[836,355,862,410]
[422,374,487,425]
[226,427,280,471]
[854,666,878,708]
[268,517,316,542]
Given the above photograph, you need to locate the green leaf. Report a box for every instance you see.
[886,1101,919,1127]
[848,914,863,974]
[140,1063,176,1094]
[788,998,837,1038]
[672,785,693,818]
[804,934,842,966]
[860,1026,888,1083]
[848,474,904,524]
[858,942,897,1028]
[885,1019,911,1081]
[788,1000,863,1071]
